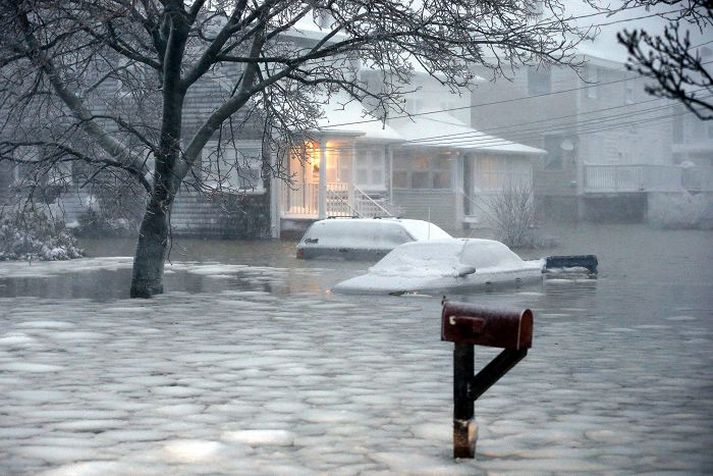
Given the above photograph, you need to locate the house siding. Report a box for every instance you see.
[392,189,457,232]
[171,191,271,239]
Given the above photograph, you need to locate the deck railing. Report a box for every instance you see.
[584,165,683,193]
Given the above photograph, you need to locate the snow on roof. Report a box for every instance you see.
[372,238,529,276]
[300,218,451,249]
[388,112,546,155]
[564,1,671,65]
[315,92,403,142]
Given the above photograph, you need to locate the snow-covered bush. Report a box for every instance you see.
[0,205,84,261]
[76,188,144,237]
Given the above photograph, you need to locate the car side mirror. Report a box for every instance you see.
[455,265,476,277]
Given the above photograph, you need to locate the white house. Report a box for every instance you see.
[276,73,544,236]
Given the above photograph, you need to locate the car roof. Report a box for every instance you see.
[371,238,525,273]
[303,218,450,240]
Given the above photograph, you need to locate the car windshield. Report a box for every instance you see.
[370,238,527,276]
[370,239,466,276]
[459,239,525,268]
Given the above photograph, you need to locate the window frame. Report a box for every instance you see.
[354,146,387,191]
[203,140,265,194]
[392,151,454,190]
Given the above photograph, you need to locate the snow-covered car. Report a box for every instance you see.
[332,238,545,295]
[296,218,452,260]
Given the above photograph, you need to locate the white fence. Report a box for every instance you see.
[584,165,690,193]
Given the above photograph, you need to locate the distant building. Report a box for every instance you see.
[469,54,712,222]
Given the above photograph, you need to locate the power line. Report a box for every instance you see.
[584,9,683,29]
[319,74,649,130]
[307,103,688,154]
[405,95,680,145]
[403,90,710,147]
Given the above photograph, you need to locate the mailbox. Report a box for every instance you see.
[441,300,534,459]
[441,302,533,350]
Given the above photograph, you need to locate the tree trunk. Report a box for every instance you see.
[130,197,170,298]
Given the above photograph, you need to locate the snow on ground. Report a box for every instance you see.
[0,257,134,278]
[1,258,712,474]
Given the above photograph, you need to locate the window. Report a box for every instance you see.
[584,65,598,99]
[528,67,551,96]
[625,82,634,104]
[393,152,453,189]
[543,135,564,170]
[204,141,264,193]
[672,113,683,144]
[355,147,386,190]
[475,156,532,191]
[408,98,424,114]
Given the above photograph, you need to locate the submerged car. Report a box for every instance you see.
[296,218,452,260]
[332,238,546,295]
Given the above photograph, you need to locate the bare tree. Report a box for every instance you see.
[617,1,713,120]
[1,0,593,297]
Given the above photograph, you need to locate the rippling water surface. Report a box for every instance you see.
[0,223,711,474]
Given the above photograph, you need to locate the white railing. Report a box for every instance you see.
[282,182,319,216]
[281,182,397,218]
[584,165,682,193]
[352,184,395,217]
[326,182,356,217]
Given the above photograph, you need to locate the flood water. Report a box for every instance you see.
[2,223,712,317]
[1,223,712,473]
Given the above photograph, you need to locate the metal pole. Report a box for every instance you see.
[453,343,476,458]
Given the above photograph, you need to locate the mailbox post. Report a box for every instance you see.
[441,301,533,458]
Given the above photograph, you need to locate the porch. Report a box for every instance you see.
[280,181,398,219]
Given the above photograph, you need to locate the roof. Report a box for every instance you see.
[315,92,402,142]
[388,112,546,155]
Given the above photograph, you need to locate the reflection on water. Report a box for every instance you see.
[0,238,369,301]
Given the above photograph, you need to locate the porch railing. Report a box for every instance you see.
[352,184,396,217]
[282,182,320,216]
[281,182,397,218]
